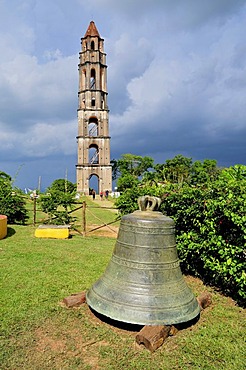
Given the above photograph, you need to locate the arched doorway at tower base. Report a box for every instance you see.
[89,174,99,195]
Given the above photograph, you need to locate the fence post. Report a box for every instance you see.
[33,196,37,226]
[82,201,86,237]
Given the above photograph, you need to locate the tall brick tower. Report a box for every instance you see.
[76,21,112,194]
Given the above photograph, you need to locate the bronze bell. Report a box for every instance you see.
[86,196,200,325]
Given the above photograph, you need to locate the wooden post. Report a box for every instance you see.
[33,196,37,225]
[82,201,86,237]
[136,325,171,352]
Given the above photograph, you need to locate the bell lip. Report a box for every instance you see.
[87,302,201,326]
[86,290,201,326]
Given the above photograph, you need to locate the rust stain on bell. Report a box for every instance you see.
[86,195,200,325]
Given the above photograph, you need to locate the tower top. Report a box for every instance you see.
[84,21,100,37]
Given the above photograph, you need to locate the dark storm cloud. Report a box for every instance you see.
[107,1,246,167]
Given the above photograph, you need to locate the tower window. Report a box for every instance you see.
[90,69,96,89]
[91,98,95,107]
[89,145,99,164]
[88,117,98,136]
[91,41,95,50]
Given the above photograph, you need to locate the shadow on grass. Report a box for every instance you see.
[6,227,16,238]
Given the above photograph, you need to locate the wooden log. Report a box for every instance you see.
[63,291,86,308]
[136,325,171,352]
[197,292,212,310]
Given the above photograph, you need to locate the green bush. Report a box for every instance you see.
[115,186,143,214]
[160,178,245,306]
[0,171,28,224]
[115,167,246,306]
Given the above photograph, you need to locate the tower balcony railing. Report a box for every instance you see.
[89,125,97,136]
[90,151,99,164]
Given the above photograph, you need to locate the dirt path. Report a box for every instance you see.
[89,195,118,213]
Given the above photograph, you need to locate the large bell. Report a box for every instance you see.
[86,196,200,325]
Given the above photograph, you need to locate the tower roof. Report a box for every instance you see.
[84,21,100,37]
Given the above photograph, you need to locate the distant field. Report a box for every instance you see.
[0,200,245,369]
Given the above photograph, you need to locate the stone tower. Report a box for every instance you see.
[76,21,112,194]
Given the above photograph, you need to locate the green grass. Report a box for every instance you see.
[0,205,245,369]
[77,196,120,229]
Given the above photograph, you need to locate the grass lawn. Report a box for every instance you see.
[0,199,245,369]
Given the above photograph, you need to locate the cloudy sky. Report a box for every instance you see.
[0,0,245,190]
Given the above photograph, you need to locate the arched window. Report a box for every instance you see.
[88,117,98,136]
[91,40,95,50]
[89,145,99,164]
[91,97,96,107]
[90,69,96,89]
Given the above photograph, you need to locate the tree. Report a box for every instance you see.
[163,155,192,184]
[113,154,154,192]
[114,154,154,178]
[39,179,77,225]
[47,179,76,194]
[190,159,220,185]
[152,163,167,183]
[117,173,139,192]
[141,171,158,187]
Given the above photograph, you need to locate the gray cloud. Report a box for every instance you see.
[109,2,246,168]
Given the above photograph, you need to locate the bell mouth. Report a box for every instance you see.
[88,304,200,330]
[88,305,144,331]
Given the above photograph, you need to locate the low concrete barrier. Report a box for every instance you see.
[35,225,70,239]
[0,215,7,239]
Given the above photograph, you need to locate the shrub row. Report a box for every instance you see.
[115,174,246,307]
